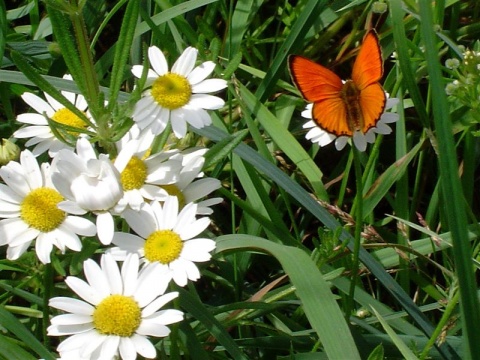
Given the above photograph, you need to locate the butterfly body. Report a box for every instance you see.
[289,31,386,138]
[340,80,364,133]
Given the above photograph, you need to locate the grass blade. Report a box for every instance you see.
[418,2,480,358]
[216,235,361,359]
[0,306,54,360]
[108,0,139,109]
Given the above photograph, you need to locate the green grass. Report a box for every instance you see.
[1,0,480,358]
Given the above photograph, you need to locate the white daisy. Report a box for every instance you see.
[48,253,183,360]
[162,147,222,215]
[13,75,92,157]
[302,96,400,152]
[131,46,227,138]
[51,137,123,245]
[111,196,215,287]
[113,135,182,212]
[0,150,96,263]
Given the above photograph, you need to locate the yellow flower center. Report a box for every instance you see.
[93,294,141,337]
[51,108,88,135]
[20,188,66,232]
[151,73,192,110]
[120,156,148,191]
[160,184,186,209]
[144,230,184,264]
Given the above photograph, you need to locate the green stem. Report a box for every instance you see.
[43,263,53,347]
[151,122,172,154]
[346,146,363,318]
[419,289,460,359]
[69,10,101,119]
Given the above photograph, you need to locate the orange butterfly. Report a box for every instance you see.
[288,30,386,138]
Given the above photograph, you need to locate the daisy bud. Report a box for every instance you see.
[0,139,20,165]
[445,58,460,70]
[372,1,388,13]
[69,157,123,211]
[52,138,123,212]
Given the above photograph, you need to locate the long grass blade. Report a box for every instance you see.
[418,2,480,358]
[216,235,361,359]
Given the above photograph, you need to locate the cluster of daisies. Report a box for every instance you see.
[1,46,226,360]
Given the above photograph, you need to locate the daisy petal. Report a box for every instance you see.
[187,61,216,84]
[119,336,137,360]
[65,276,103,306]
[191,78,227,93]
[148,46,168,76]
[172,47,197,76]
[189,93,225,110]
[49,297,94,315]
[131,333,157,358]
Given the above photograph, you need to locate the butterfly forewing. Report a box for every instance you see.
[352,31,384,90]
[288,55,343,102]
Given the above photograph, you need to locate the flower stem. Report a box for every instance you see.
[345,146,363,318]
[69,9,101,119]
[42,263,53,347]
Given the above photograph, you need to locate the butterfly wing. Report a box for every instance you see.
[358,83,386,133]
[352,31,383,89]
[289,55,351,135]
[311,98,351,136]
[352,30,386,133]
[288,55,343,102]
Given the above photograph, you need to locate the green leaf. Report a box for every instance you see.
[238,83,328,200]
[216,235,361,359]
[203,129,249,169]
[177,288,249,360]
[371,307,418,360]
[224,0,263,57]
[134,0,219,38]
[254,0,329,102]
[108,0,139,109]
[367,344,384,360]
[0,0,6,63]
[0,335,37,360]
[389,0,429,128]
[363,139,423,218]
[0,306,55,360]
[418,2,480,357]
[46,5,88,99]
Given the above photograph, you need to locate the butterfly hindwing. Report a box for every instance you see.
[288,55,343,103]
[312,98,350,136]
[359,83,386,133]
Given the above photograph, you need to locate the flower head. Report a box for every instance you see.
[162,147,222,215]
[51,137,123,244]
[48,253,183,360]
[131,46,227,138]
[0,150,96,263]
[113,132,182,212]
[302,95,399,152]
[111,196,215,287]
[13,75,91,157]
